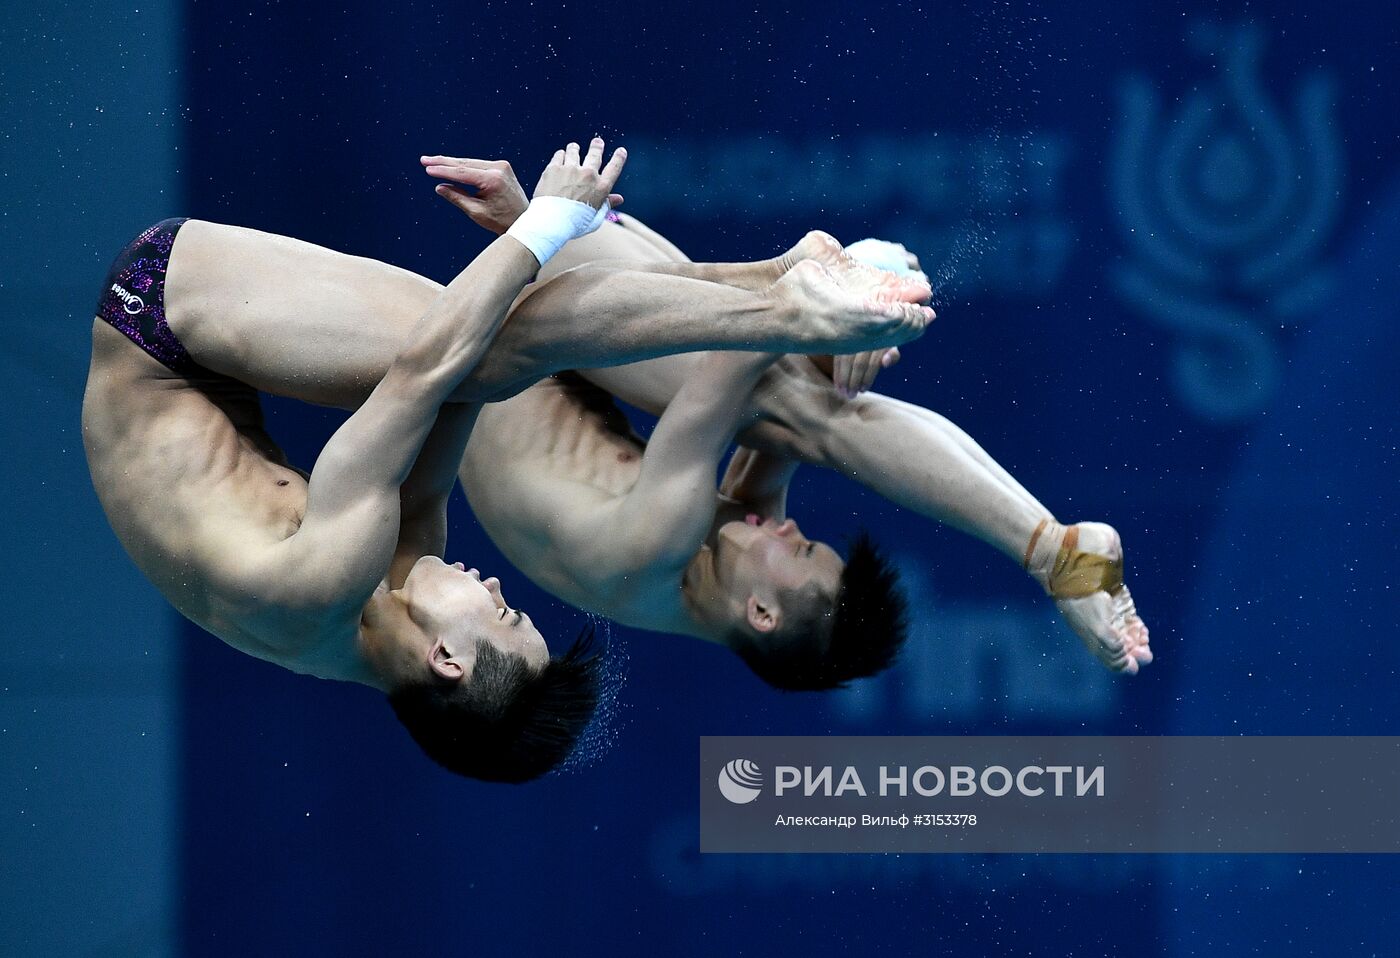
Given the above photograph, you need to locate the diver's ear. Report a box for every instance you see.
[746,594,780,634]
[427,637,466,682]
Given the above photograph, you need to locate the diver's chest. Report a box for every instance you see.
[542,435,643,498]
[191,455,308,543]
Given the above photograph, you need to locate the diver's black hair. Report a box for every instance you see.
[388,625,601,783]
[732,532,908,691]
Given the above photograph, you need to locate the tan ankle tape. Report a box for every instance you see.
[1023,518,1051,571]
[1047,525,1124,599]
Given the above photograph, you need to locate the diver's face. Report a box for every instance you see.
[714,514,844,601]
[399,556,548,670]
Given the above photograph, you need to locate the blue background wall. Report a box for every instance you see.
[2,4,183,954]
[4,1,1397,955]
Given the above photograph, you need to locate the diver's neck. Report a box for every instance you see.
[346,589,410,691]
[677,547,736,646]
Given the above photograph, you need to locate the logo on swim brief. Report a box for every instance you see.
[111,283,145,315]
[717,759,764,804]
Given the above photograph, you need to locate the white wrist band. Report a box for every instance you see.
[507,196,612,267]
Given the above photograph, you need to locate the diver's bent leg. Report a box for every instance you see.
[790,390,1152,673]
[585,353,1056,552]
[733,363,1153,673]
[595,351,1056,561]
[609,213,692,263]
[562,257,786,292]
[864,400,1056,522]
[455,263,928,402]
[540,220,930,299]
[580,353,705,417]
[583,230,931,302]
[534,217,776,289]
[458,269,783,399]
[800,393,1052,562]
[533,216,691,282]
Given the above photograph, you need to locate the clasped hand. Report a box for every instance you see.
[421,137,626,234]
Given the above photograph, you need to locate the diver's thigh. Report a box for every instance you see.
[577,353,706,415]
[166,220,437,407]
[535,219,674,284]
[613,213,692,263]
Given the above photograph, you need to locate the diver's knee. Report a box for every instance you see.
[753,367,845,455]
[743,390,836,465]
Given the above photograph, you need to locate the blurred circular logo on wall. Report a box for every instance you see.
[718,759,763,804]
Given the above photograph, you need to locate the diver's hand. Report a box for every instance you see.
[481,137,627,268]
[534,136,626,209]
[833,347,901,399]
[811,348,901,399]
[421,155,530,234]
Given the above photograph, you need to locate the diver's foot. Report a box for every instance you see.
[768,259,933,354]
[779,231,932,305]
[1024,519,1153,675]
[778,230,846,273]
